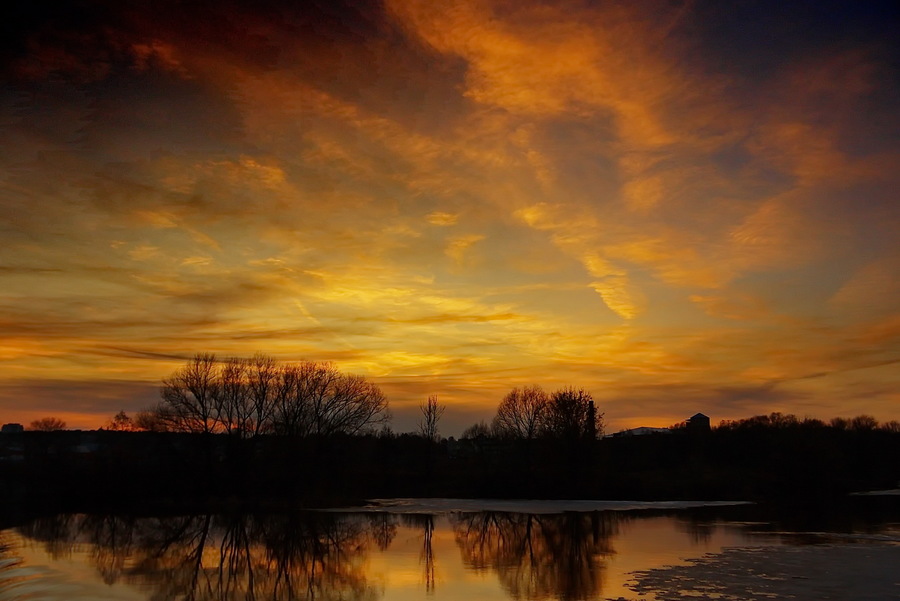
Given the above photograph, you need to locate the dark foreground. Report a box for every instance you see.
[1,423,899,515]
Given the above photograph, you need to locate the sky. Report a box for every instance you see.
[1,0,899,435]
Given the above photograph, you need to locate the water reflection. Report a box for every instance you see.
[452,512,618,600]
[9,503,893,601]
[3,510,632,601]
[400,514,436,593]
[16,512,393,601]
[0,532,19,579]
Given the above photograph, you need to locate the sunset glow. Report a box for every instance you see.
[1,0,898,433]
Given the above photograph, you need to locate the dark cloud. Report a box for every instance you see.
[0,378,160,417]
[0,266,63,274]
[601,380,807,427]
[87,346,192,362]
[381,312,523,325]
[680,0,900,83]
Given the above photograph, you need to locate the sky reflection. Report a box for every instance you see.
[0,509,783,601]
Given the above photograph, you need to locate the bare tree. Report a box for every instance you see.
[302,361,345,436]
[133,409,171,432]
[271,363,311,436]
[29,417,67,431]
[881,420,900,433]
[313,370,389,436]
[104,411,136,431]
[216,357,252,436]
[491,385,548,440]
[159,353,222,434]
[156,355,390,438]
[544,387,603,440]
[246,353,279,436]
[417,395,445,442]
[850,414,878,431]
[461,421,493,440]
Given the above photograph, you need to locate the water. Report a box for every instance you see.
[1,498,898,600]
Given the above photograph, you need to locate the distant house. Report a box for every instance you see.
[686,413,711,432]
[1,423,24,434]
[607,413,712,438]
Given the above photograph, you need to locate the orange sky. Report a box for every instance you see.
[1,0,899,435]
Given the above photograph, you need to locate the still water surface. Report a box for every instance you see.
[0,499,897,600]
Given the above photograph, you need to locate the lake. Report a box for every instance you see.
[1,497,899,600]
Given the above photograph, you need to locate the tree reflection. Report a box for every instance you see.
[452,511,618,600]
[15,510,621,600]
[676,515,715,545]
[402,514,437,593]
[16,512,392,601]
[366,514,398,552]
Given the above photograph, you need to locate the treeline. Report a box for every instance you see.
[103,354,603,446]
[3,413,899,511]
[599,412,900,502]
[4,354,900,509]
[717,411,900,433]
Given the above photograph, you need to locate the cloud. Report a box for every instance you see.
[427,211,459,226]
[386,0,690,147]
[0,379,162,427]
[830,258,900,318]
[690,293,772,322]
[445,234,485,265]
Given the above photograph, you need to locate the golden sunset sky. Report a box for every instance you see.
[1,0,898,434]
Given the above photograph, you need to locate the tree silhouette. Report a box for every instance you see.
[246,352,279,437]
[271,360,389,437]
[29,416,66,431]
[153,354,389,438]
[104,411,136,431]
[217,357,253,436]
[460,421,493,439]
[544,387,603,441]
[159,353,221,434]
[492,385,548,440]
[418,395,445,442]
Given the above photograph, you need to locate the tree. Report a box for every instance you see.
[544,387,603,441]
[461,421,493,440]
[491,385,548,440]
[417,395,445,442]
[134,409,171,432]
[311,370,389,436]
[29,417,66,431]
[881,420,900,433]
[246,353,279,437]
[104,411,136,431]
[155,354,391,438]
[159,353,221,434]
[830,417,849,430]
[850,414,878,431]
[217,357,252,436]
[270,361,389,437]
